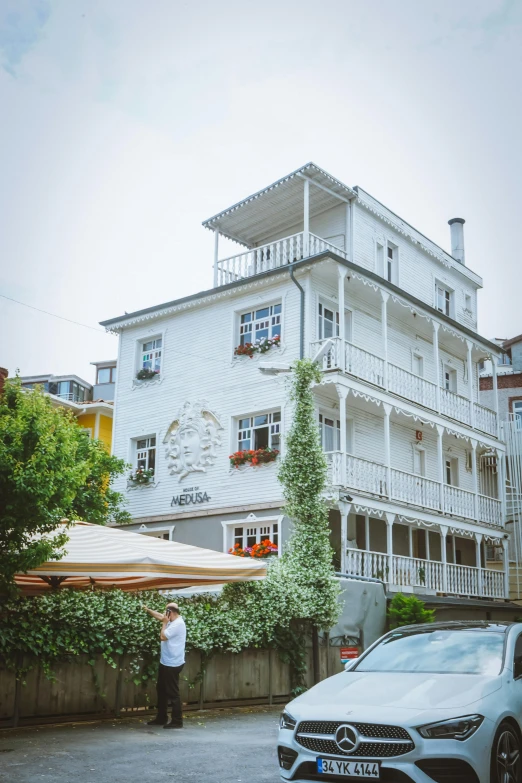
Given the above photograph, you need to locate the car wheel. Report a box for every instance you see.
[491,722,521,783]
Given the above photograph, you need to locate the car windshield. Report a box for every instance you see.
[354,629,505,675]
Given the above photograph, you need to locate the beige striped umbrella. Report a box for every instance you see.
[15,521,267,594]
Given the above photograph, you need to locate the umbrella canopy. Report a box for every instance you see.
[14,521,267,594]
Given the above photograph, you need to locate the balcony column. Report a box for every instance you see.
[338,268,348,373]
[491,354,500,438]
[433,321,441,413]
[386,513,395,585]
[365,512,370,552]
[345,202,350,261]
[475,533,483,597]
[408,526,413,558]
[437,424,445,512]
[384,403,392,498]
[440,524,448,593]
[502,538,510,599]
[466,340,475,428]
[499,450,507,526]
[337,384,348,482]
[338,501,352,575]
[381,290,389,390]
[213,229,220,287]
[303,178,310,257]
[471,439,479,522]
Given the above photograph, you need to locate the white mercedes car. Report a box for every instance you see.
[278,621,522,783]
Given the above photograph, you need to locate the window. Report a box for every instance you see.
[435,283,452,317]
[97,366,117,384]
[412,353,424,378]
[376,242,384,276]
[499,353,512,366]
[238,412,281,451]
[240,304,281,346]
[141,337,162,374]
[318,303,352,341]
[514,634,522,678]
[136,436,156,472]
[513,401,522,428]
[464,294,472,312]
[443,365,457,393]
[233,521,279,551]
[386,244,396,283]
[413,447,426,477]
[445,457,459,487]
[81,428,93,438]
[319,414,340,452]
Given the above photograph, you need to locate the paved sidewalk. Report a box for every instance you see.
[0,706,282,783]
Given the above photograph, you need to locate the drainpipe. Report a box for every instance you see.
[289,265,305,359]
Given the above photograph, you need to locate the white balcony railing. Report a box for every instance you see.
[215,232,346,286]
[388,365,437,410]
[478,494,503,527]
[390,469,441,512]
[440,388,472,426]
[345,454,387,496]
[474,402,498,437]
[311,338,498,436]
[443,485,475,519]
[345,549,505,599]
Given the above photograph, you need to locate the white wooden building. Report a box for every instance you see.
[102,163,508,601]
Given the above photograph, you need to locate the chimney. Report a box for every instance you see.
[448,217,465,265]
[0,367,8,396]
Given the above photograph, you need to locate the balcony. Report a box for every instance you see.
[312,337,498,437]
[215,232,346,286]
[326,452,503,527]
[345,548,505,599]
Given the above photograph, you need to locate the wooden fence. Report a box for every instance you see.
[0,646,344,728]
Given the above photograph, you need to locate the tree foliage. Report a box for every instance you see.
[0,379,130,594]
[278,359,340,629]
[387,593,435,629]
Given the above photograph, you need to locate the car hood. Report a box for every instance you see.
[289,671,503,721]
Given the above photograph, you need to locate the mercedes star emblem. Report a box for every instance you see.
[335,724,360,754]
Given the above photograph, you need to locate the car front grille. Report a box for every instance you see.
[295,721,414,759]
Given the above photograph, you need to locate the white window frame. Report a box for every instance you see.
[137,523,175,540]
[133,435,157,472]
[318,300,353,342]
[222,515,283,556]
[464,294,472,313]
[513,400,522,427]
[236,410,281,452]
[386,242,399,285]
[81,427,93,438]
[412,352,424,378]
[319,413,341,453]
[444,455,459,487]
[442,364,457,393]
[434,281,454,318]
[318,411,354,454]
[137,334,163,375]
[238,302,282,346]
[412,444,426,477]
[375,241,384,277]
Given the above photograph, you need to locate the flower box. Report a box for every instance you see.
[234,334,281,359]
[128,467,154,485]
[229,447,279,468]
[229,539,278,558]
[136,368,160,381]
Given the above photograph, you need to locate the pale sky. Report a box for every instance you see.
[1,0,521,383]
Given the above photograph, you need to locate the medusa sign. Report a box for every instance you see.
[164,400,223,481]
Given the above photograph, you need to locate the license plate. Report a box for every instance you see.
[317,758,380,779]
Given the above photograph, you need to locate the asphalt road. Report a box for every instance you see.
[0,706,282,783]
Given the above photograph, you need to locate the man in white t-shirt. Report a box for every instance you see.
[142,602,187,728]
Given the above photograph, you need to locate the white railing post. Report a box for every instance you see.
[502,538,510,599]
[384,404,392,498]
[499,450,507,528]
[338,267,347,373]
[345,202,351,260]
[433,321,441,413]
[337,384,348,483]
[467,340,475,429]
[437,424,445,512]
[475,533,483,597]
[386,513,395,585]
[213,229,220,286]
[440,525,448,593]
[491,354,499,437]
[303,179,310,257]
[381,290,389,390]
[338,501,351,575]
[471,439,479,522]
[365,512,370,553]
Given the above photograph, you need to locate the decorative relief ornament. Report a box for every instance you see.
[164,400,222,481]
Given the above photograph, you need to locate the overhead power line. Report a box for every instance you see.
[0,293,107,333]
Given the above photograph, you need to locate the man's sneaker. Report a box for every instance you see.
[147,717,167,726]
[163,722,183,729]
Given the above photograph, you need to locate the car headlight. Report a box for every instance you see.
[280,710,297,731]
[417,715,484,740]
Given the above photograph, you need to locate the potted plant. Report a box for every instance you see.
[229,447,279,468]
[234,334,281,359]
[229,539,278,558]
[136,368,160,381]
[128,467,155,485]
